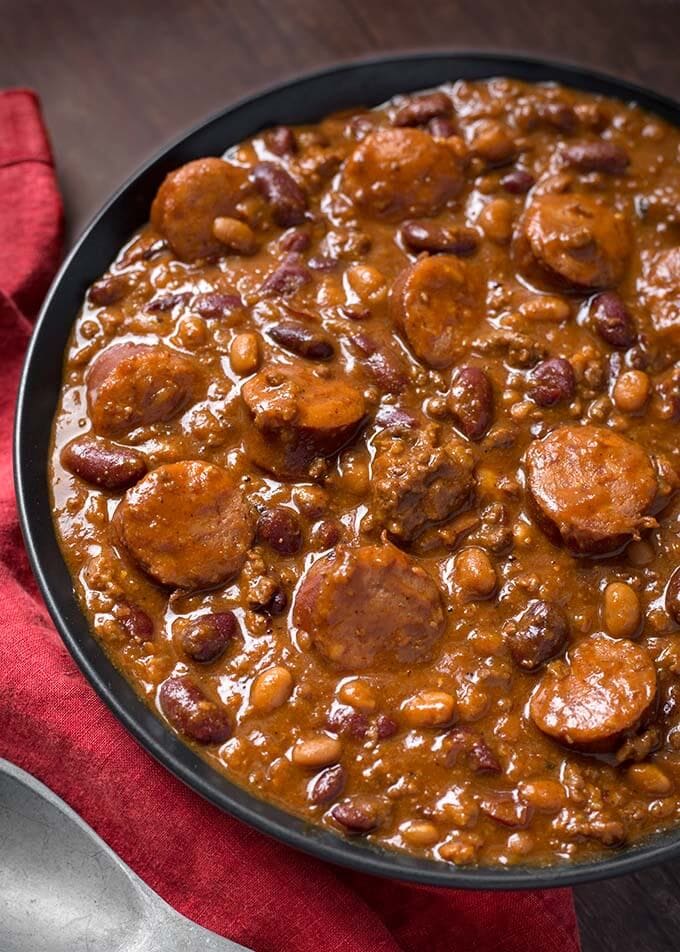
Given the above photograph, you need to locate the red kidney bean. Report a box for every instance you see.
[448,366,494,441]
[308,254,338,272]
[376,714,398,739]
[507,599,569,671]
[500,169,535,194]
[352,333,408,394]
[312,519,342,550]
[265,125,297,157]
[375,406,418,429]
[145,291,192,312]
[666,568,680,625]
[256,507,303,555]
[251,585,289,617]
[88,274,129,307]
[331,797,382,834]
[590,291,637,349]
[61,437,147,491]
[442,727,501,773]
[479,791,532,827]
[400,220,479,256]
[193,292,244,318]
[159,675,232,744]
[252,161,307,227]
[181,611,238,663]
[529,357,576,406]
[534,101,578,132]
[392,91,453,127]
[339,304,371,321]
[279,229,311,253]
[268,320,334,360]
[119,603,154,643]
[308,764,347,804]
[428,116,457,139]
[260,254,311,297]
[561,140,630,174]
[468,736,502,774]
[327,705,369,739]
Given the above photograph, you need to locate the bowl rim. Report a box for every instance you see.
[14,50,680,890]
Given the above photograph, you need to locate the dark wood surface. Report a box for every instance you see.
[3,1,680,948]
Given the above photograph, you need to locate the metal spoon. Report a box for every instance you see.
[0,758,253,952]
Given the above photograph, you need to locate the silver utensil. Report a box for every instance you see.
[0,758,253,952]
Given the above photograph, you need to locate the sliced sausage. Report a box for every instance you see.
[641,248,680,346]
[150,157,248,261]
[341,127,465,221]
[530,634,657,752]
[515,193,631,290]
[294,543,446,670]
[372,425,474,542]
[525,424,658,556]
[87,343,199,437]
[159,675,232,744]
[115,461,253,590]
[242,363,365,478]
[61,436,147,490]
[389,255,483,369]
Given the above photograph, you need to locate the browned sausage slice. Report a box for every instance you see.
[389,255,483,369]
[115,460,252,589]
[150,157,248,261]
[526,424,658,555]
[372,425,474,541]
[242,363,365,478]
[642,248,680,346]
[341,127,465,221]
[515,193,631,290]
[294,543,445,670]
[87,343,200,437]
[530,634,657,752]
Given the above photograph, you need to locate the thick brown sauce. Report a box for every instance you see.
[51,78,680,868]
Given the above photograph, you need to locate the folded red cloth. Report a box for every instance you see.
[0,89,581,952]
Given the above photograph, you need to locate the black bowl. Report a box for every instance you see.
[15,52,680,889]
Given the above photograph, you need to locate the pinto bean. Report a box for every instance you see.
[61,437,147,491]
[292,734,343,768]
[448,366,494,440]
[212,216,257,255]
[159,675,232,744]
[470,120,517,166]
[530,634,657,752]
[250,666,294,713]
[507,599,569,671]
[665,568,680,625]
[256,506,303,555]
[400,220,479,256]
[603,582,641,639]
[331,796,384,834]
[229,332,261,376]
[454,547,497,600]
[561,140,630,174]
[392,91,453,127]
[252,161,307,227]
[268,320,334,360]
[529,357,576,407]
[180,612,238,663]
[308,764,347,804]
[590,291,637,348]
[613,370,651,414]
[401,690,456,728]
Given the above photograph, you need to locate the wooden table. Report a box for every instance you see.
[3,1,680,948]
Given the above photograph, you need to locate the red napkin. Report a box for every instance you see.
[0,89,581,952]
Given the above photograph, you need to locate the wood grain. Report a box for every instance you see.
[3,1,680,948]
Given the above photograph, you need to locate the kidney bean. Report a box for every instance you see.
[159,675,232,744]
[375,405,418,429]
[533,101,578,133]
[561,140,630,174]
[88,274,129,306]
[192,292,243,319]
[428,116,457,139]
[308,764,347,804]
[666,568,680,625]
[479,792,532,827]
[308,254,338,272]
[144,291,192,312]
[468,736,502,774]
[268,319,334,360]
[181,611,238,663]
[448,366,494,441]
[392,91,453,127]
[331,797,382,834]
[265,125,297,157]
[376,714,399,739]
[252,585,288,617]
[61,437,147,491]
[507,599,569,671]
[279,229,311,253]
[327,705,369,739]
[118,603,154,643]
[590,291,637,349]
[312,519,342,550]
[400,220,479,256]
[529,357,576,406]
[445,727,501,773]
[500,169,535,194]
[252,161,307,227]
[352,333,408,394]
[256,506,303,555]
[260,254,311,297]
